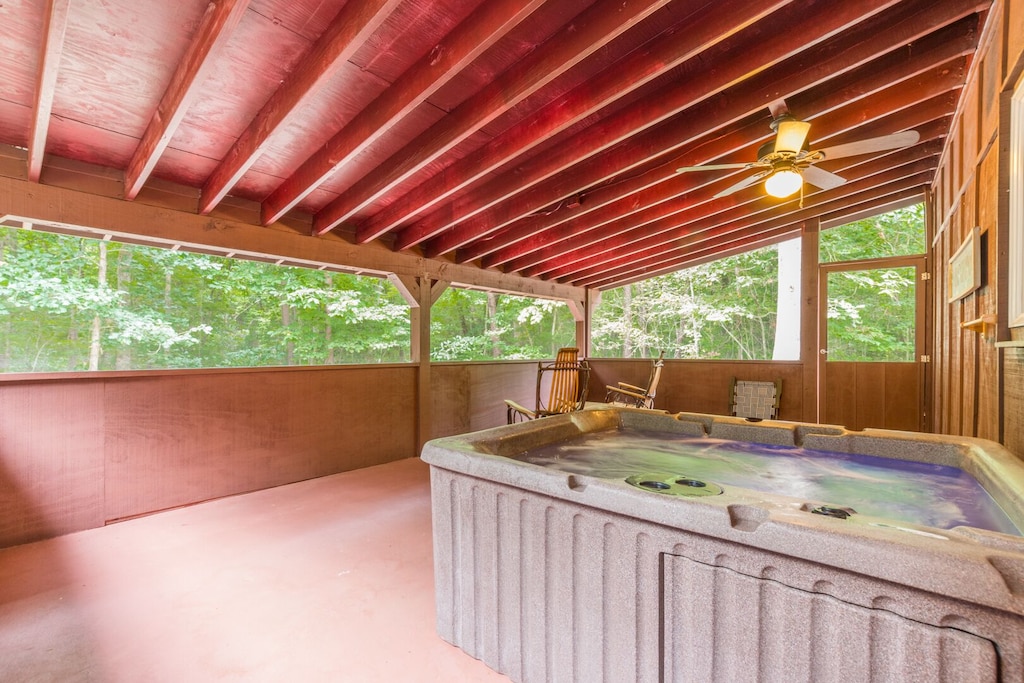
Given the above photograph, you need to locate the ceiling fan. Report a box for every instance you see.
[676,101,920,202]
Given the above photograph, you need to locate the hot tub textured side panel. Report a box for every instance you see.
[662,555,998,682]
[430,467,663,683]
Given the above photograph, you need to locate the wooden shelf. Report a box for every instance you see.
[960,314,996,339]
[995,340,1024,348]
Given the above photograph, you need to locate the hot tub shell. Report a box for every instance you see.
[422,409,1024,682]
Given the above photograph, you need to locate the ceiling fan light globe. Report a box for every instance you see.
[765,169,802,198]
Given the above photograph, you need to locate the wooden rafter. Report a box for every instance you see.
[536,155,939,283]
[303,0,677,236]
[124,0,251,200]
[544,153,939,283]
[419,0,982,260]
[466,26,974,267]
[588,185,926,290]
[374,0,793,249]
[198,0,405,215]
[494,73,964,276]
[566,164,936,287]
[256,0,548,225]
[515,118,952,284]
[27,0,71,182]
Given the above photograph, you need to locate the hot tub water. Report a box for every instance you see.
[517,428,1020,535]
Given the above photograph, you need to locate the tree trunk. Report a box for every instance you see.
[89,241,107,371]
[115,245,134,370]
[486,291,500,358]
[622,283,633,357]
[281,303,295,365]
[324,273,335,364]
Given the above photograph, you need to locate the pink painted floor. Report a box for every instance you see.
[0,458,510,682]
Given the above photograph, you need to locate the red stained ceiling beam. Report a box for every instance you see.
[477,19,974,267]
[249,0,543,223]
[597,187,925,289]
[418,0,985,260]
[372,0,793,248]
[545,152,939,282]
[199,0,404,215]
[303,0,677,235]
[478,47,968,270]
[507,81,961,277]
[28,0,71,182]
[125,0,251,200]
[415,0,903,258]
[526,126,946,279]
[589,185,926,290]
[567,165,936,287]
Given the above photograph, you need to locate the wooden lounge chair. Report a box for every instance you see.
[505,347,591,424]
[605,351,665,409]
[730,377,782,420]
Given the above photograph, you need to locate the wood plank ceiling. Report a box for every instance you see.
[0,0,990,291]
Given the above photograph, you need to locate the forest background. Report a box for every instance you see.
[0,205,924,372]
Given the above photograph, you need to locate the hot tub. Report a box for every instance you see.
[421,408,1024,682]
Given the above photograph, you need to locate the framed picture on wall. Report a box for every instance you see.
[948,226,981,302]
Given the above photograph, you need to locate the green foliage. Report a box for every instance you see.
[825,266,917,361]
[591,244,783,359]
[0,229,409,371]
[430,289,574,360]
[820,204,925,361]
[0,202,927,371]
[592,203,926,360]
[820,204,925,262]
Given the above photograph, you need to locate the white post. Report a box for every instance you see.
[773,237,802,360]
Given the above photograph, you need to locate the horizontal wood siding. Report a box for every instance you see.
[0,365,416,547]
[588,359,804,421]
[431,362,539,437]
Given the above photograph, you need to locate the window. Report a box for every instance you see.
[429,287,574,361]
[591,239,801,360]
[819,203,926,262]
[818,204,925,363]
[0,226,410,372]
[1009,74,1024,327]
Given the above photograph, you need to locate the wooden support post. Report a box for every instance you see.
[567,288,598,356]
[389,273,447,451]
[801,218,821,423]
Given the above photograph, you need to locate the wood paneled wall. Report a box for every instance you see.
[930,0,1024,455]
[0,366,417,548]
[428,358,807,437]
[431,361,539,437]
[587,359,804,421]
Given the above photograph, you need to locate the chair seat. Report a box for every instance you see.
[604,352,665,410]
[506,348,590,424]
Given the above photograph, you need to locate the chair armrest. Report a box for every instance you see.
[505,399,536,422]
[617,382,646,394]
[605,386,645,400]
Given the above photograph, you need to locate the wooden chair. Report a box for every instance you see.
[605,351,665,409]
[730,378,782,420]
[505,347,591,424]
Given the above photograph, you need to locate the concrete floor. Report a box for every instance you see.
[0,458,511,682]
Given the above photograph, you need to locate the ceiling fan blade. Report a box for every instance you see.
[713,172,764,198]
[774,120,811,154]
[803,165,847,191]
[676,163,751,172]
[816,130,920,160]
